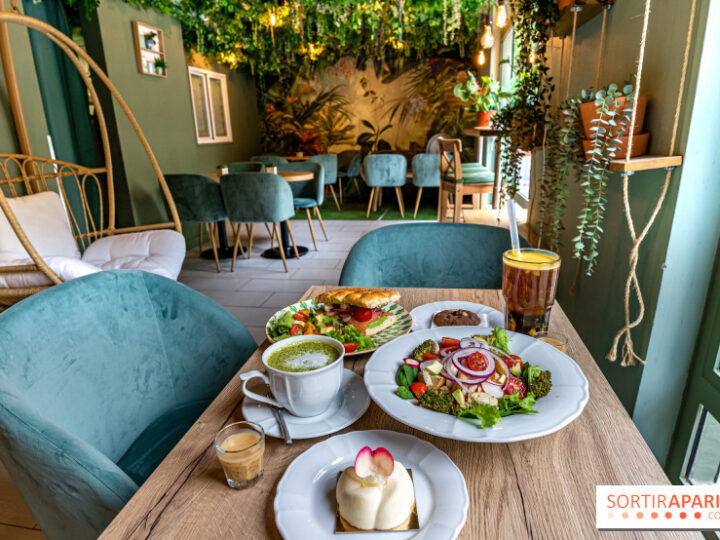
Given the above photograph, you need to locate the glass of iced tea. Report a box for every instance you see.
[502,248,561,336]
[214,421,265,489]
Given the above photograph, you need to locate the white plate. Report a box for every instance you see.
[364,326,589,443]
[265,299,413,356]
[274,430,468,539]
[242,369,370,439]
[409,300,504,331]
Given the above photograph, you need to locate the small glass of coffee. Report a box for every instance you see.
[214,421,265,489]
[534,331,568,353]
[502,248,561,335]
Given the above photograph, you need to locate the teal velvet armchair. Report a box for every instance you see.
[0,270,256,540]
[339,223,529,289]
[411,153,441,219]
[276,162,328,250]
[165,174,227,272]
[337,150,362,202]
[307,154,340,211]
[362,154,408,218]
[226,161,265,173]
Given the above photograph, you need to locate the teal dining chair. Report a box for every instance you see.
[337,150,362,202]
[411,153,441,219]
[251,156,288,167]
[276,162,328,250]
[339,223,529,288]
[0,270,256,540]
[220,172,299,272]
[307,154,340,211]
[225,161,265,173]
[165,174,226,272]
[362,154,407,218]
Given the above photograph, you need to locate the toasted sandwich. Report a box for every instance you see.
[316,288,400,336]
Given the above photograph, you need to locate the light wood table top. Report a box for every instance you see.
[100,287,697,540]
[462,126,503,137]
[280,155,308,162]
[205,170,313,182]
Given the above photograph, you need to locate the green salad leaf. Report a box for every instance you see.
[498,392,538,417]
[328,324,375,350]
[395,364,418,387]
[396,386,414,400]
[455,403,502,428]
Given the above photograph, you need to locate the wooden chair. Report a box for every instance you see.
[437,137,496,223]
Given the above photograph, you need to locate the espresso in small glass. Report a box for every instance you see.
[502,248,561,335]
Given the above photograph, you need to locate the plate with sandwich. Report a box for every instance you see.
[265,288,413,356]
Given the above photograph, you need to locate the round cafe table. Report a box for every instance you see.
[262,170,314,261]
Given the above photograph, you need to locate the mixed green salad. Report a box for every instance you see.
[394,327,552,429]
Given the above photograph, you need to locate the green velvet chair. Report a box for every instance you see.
[220,172,299,272]
[362,154,408,218]
[165,174,226,272]
[438,137,495,223]
[276,162,328,250]
[339,223,529,289]
[225,161,265,173]
[411,153,441,219]
[307,154,340,211]
[337,151,362,201]
[0,270,256,540]
[251,156,288,167]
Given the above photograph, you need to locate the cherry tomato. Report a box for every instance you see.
[505,354,523,371]
[353,307,373,322]
[466,352,489,372]
[439,346,458,357]
[290,324,303,336]
[410,382,428,398]
[505,375,528,399]
[303,322,317,335]
[423,352,441,361]
[441,337,461,348]
[293,312,309,322]
[343,342,359,353]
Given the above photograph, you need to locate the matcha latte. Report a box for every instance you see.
[266,340,340,373]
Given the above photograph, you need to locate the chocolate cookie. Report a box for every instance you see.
[432,309,481,326]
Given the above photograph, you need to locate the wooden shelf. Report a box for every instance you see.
[608,155,683,173]
[555,1,611,37]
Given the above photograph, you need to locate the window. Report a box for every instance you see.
[188,67,232,144]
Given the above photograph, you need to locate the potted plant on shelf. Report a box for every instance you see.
[143,31,157,50]
[153,58,167,75]
[453,72,507,128]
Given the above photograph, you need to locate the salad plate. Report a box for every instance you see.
[363,326,589,443]
[409,300,504,330]
[265,298,413,356]
[274,430,468,539]
[241,369,370,439]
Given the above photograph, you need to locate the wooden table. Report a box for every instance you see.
[280,155,308,162]
[100,287,697,540]
[462,127,503,209]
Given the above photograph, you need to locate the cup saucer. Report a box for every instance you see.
[241,369,370,439]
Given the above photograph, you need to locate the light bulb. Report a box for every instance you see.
[496,3,508,28]
[477,49,486,65]
[481,24,494,49]
[270,13,277,26]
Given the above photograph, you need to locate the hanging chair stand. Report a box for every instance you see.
[0,10,182,305]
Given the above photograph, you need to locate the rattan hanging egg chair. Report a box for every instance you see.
[0,10,184,306]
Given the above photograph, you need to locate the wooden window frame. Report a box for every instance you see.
[187,66,233,145]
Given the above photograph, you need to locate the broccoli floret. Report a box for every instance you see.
[418,388,454,414]
[412,339,439,361]
[528,370,552,399]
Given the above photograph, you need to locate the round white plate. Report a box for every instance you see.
[265,299,413,356]
[364,326,589,443]
[410,300,504,331]
[242,369,370,439]
[274,430,468,539]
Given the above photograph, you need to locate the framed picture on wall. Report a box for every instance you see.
[132,21,167,77]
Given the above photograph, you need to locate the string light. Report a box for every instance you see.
[270,13,277,26]
[496,1,508,28]
[481,24,494,49]
[529,49,536,63]
[477,49,486,65]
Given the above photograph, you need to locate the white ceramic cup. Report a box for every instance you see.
[239,335,344,417]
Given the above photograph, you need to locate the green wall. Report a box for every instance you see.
[528,0,719,462]
[87,0,261,240]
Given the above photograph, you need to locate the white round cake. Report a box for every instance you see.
[335,461,415,530]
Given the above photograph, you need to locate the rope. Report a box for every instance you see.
[607,0,697,365]
[594,6,609,90]
[565,9,579,99]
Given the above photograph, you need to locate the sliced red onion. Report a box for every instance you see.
[439,347,455,358]
[484,356,510,391]
[451,349,494,379]
[460,338,482,349]
[481,381,504,398]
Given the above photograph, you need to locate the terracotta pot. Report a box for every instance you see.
[477,110,495,128]
[582,132,650,160]
[579,94,647,140]
[557,0,575,10]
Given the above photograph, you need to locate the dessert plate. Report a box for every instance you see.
[409,300,504,331]
[274,430,468,539]
[241,369,370,439]
[364,326,589,443]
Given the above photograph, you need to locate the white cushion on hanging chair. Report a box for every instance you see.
[0,256,100,289]
[0,191,80,261]
[81,229,186,280]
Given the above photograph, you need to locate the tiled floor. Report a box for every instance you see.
[178,219,416,344]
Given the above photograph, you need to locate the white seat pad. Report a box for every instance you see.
[82,230,186,280]
[0,256,100,289]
